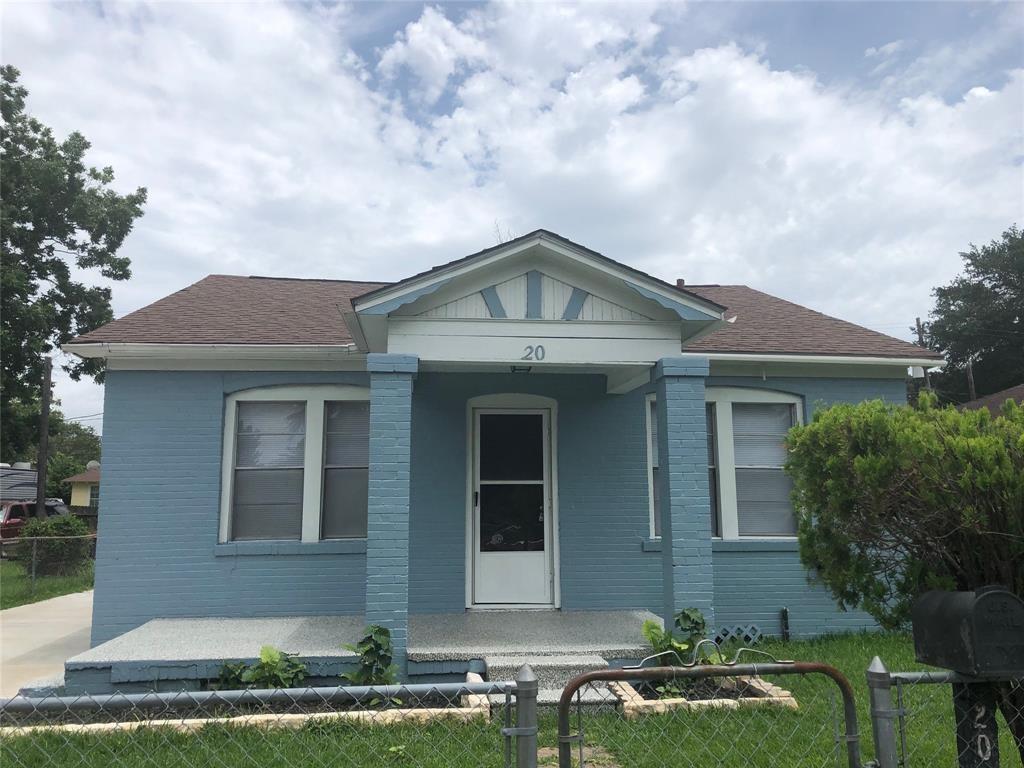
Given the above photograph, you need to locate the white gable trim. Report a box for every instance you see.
[354,232,723,322]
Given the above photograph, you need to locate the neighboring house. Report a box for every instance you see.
[0,465,37,502]
[65,230,941,674]
[959,383,1024,416]
[64,462,101,508]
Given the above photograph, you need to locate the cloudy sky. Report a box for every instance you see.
[4,1,1022,432]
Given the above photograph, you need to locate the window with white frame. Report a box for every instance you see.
[646,396,720,539]
[646,388,801,540]
[219,386,370,543]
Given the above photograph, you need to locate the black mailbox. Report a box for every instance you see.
[911,586,1024,678]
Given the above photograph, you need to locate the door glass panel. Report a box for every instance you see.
[479,484,544,552]
[479,414,543,481]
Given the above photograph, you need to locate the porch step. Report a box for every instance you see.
[484,654,609,703]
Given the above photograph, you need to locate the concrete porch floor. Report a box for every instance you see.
[60,609,658,694]
[407,609,657,661]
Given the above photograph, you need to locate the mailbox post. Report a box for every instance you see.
[911,586,1024,768]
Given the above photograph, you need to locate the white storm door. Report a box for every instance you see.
[472,409,553,605]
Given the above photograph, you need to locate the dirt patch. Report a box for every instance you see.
[635,677,757,701]
[538,745,621,767]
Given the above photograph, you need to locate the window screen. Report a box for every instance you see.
[732,403,796,536]
[648,400,719,538]
[649,399,661,537]
[706,404,720,537]
[322,401,369,538]
[231,401,305,541]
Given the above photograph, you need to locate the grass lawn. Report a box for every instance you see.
[2,632,1020,767]
[0,558,94,610]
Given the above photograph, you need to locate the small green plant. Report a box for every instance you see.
[12,515,91,576]
[213,646,308,690]
[343,624,398,686]
[214,662,248,691]
[641,619,692,665]
[386,744,407,762]
[642,607,720,666]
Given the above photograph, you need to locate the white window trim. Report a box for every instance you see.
[646,387,803,541]
[218,384,370,544]
[706,387,803,540]
[645,393,658,539]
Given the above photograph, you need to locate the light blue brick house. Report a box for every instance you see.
[64,230,940,690]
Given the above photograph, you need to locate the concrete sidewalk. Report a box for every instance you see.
[0,590,93,697]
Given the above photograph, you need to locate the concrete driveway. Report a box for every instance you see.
[0,590,93,697]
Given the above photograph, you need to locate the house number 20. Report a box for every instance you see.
[522,344,546,361]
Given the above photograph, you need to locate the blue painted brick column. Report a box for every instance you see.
[654,356,715,630]
[365,353,418,675]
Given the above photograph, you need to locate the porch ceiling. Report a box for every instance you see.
[407,609,658,662]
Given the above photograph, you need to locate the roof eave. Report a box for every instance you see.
[687,351,945,367]
[63,342,362,361]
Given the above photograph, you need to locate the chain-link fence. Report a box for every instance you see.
[0,679,520,768]
[0,533,96,600]
[868,663,1024,768]
[555,661,862,768]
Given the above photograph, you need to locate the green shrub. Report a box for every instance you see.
[213,646,308,690]
[12,514,91,576]
[785,392,1024,629]
[342,624,398,686]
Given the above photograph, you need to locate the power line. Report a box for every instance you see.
[64,412,103,421]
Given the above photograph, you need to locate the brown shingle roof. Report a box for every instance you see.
[64,467,100,484]
[70,275,939,360]
[959,384,1024,415]
[682,285,941,360]
[73,275,388,346]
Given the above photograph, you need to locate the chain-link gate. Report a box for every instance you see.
[867,661,1024,768]
[556,661,862,768]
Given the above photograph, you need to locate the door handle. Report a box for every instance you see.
[473,491,479,508]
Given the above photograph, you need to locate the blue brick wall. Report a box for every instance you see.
[409,372,908,630]
[365,355,417,664]
[91,370,372,645]
[408,373,663,613]
[655,357,714,627]
[705,375,906,637]
[94,367,907,646]
[712,541,877,638]
[705,375,908,419]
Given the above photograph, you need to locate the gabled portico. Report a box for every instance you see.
[350,230,725,394]
[352,231,727,670]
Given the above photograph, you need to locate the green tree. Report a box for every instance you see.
[925,225,1024,403]
[45,452,84,503]
[0,64,146,459]
[48,420,101,466]
[786,394,1024,752]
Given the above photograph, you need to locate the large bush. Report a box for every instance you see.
[12,514,92,576]
[786,392,1022,628]
[786,393,1024,754]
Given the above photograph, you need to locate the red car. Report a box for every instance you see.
[0,499,71,541]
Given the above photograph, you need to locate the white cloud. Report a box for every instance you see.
[2,1,1021,430]
[865,40,906,59]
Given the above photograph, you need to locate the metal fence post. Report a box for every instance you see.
[515,664,538,768]
[30,538,38,595]
[867,656,900,768]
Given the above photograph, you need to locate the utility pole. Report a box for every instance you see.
[915,317,932,390]
[35,356,52,517]
[966,359,977,401]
